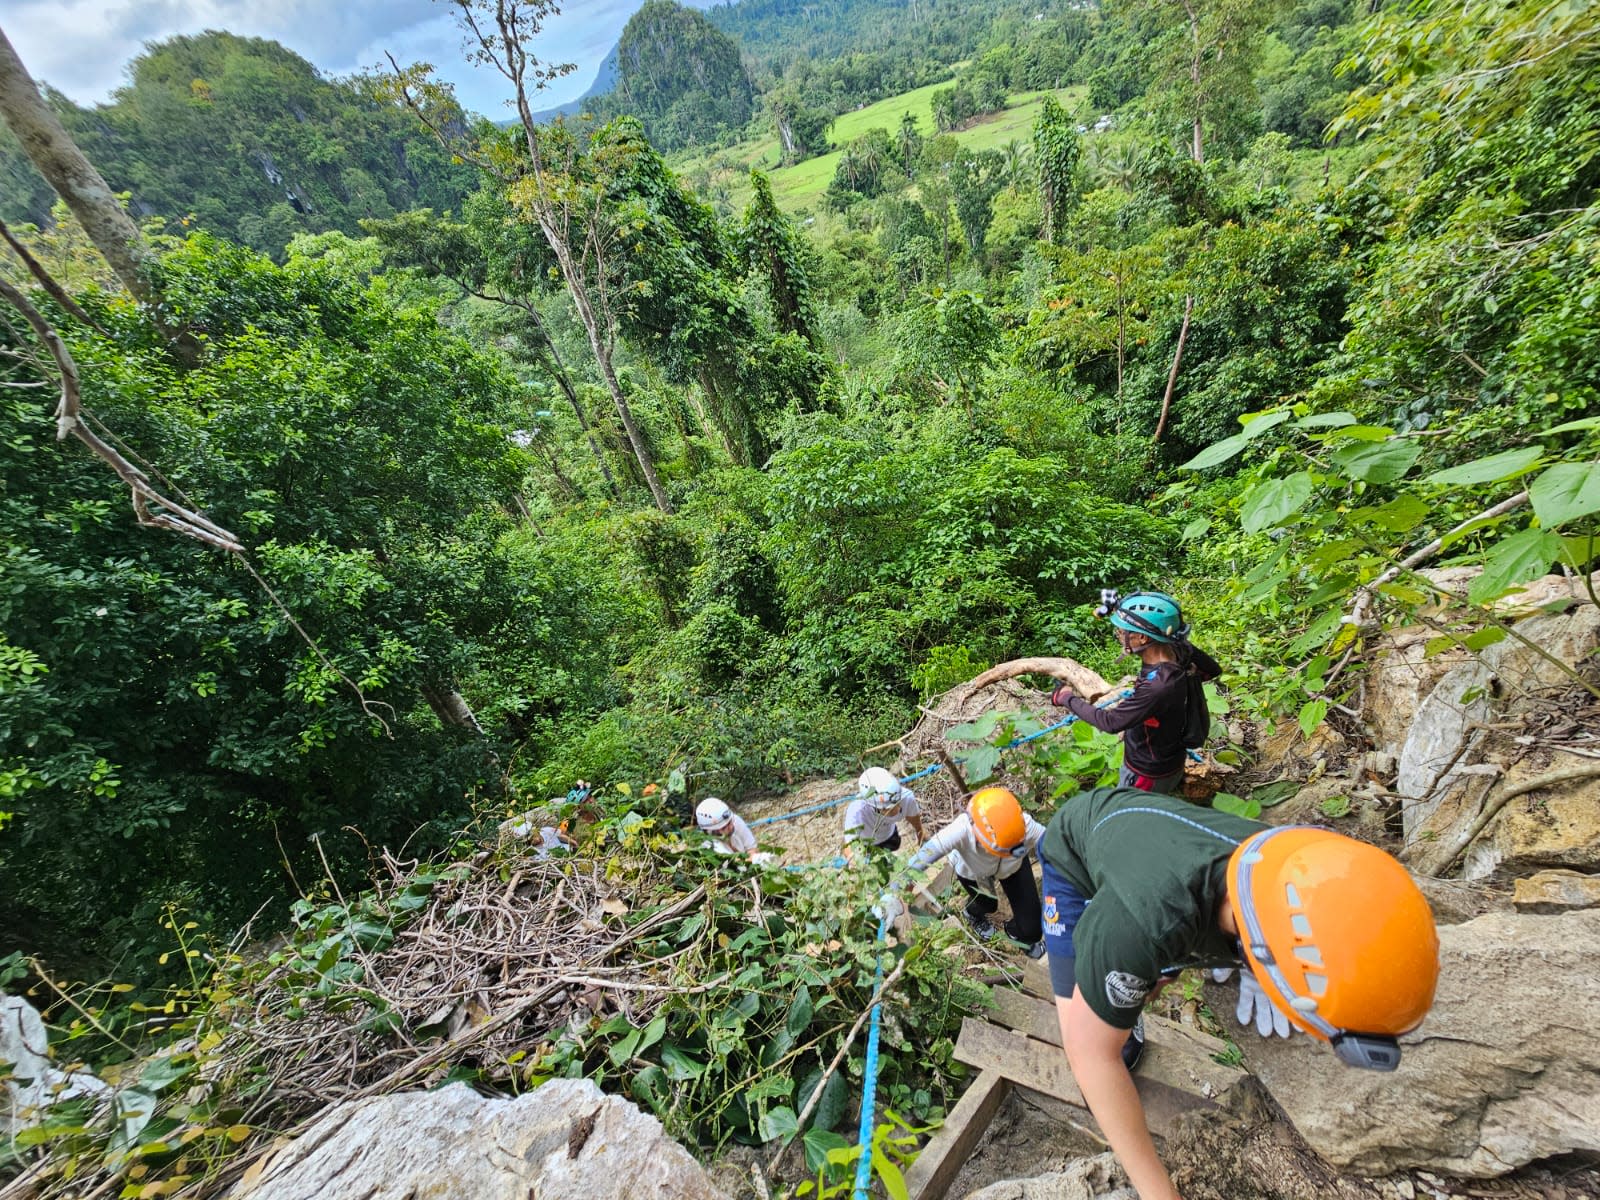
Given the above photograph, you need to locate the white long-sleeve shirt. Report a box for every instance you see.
[843,787,921,845]
[710,814,758,857]
[909,812,1045,886]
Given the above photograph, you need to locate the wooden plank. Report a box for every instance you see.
[1019,955,1053,1000]
[954,1012,1245,1140]
[955,1017,1087,1109]
[905,1068,1011,1200]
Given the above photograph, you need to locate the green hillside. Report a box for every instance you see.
[682,81,1087,212]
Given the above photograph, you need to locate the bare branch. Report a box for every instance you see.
[0,217,102,330]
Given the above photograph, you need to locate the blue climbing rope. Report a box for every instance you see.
[851,912,891,1200]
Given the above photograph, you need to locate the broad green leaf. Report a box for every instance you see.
[1240,472,1313,534]
[1211,793,1262,820]
[1319,424,1394,442]
[786,985,814,1038]
[1560,535,1600,570]
[1543,416,1600,435]
[1466,527,1563,604]
[1293,411,1357,430]
[140,1055,196,1093]
[759,1105,800,1143]
[872,1146,911,1200]
[1423,447,1544,488]
[1529,462,1600,528]
[1180,430,1252,472]
[1424,626,1508,657]
[1288,608,1342,655]
[1358,494,1431,533]
[1238,408,1293,436]
[947,712,1003,742]
[803,1129,851,1174]
[960,745,1001,784]
[1298,699,1328,739]
[1180,516,1211,541]
[660,1043,707,1081]
[609,1027,643,1066]
[1252,780,1298,808]
[636,1016,666,1055]
[1329,439,1422,484]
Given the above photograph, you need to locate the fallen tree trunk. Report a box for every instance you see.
[961,657,1113,703]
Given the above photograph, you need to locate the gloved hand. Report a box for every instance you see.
[872,892,905,925]
[1213,968,1292,1038]
[1050,683,1074,707]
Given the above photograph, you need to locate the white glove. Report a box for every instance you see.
[1233,969,1292,1038]
[872,893,905,925]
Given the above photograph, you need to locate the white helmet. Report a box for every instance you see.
[696,797,733,832]
[858,767,901,810]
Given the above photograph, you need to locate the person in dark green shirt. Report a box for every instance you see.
[1038,787,1440,1200]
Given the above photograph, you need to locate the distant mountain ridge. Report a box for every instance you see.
[526,44,620,124]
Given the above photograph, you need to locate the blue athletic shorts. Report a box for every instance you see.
[1039,856,1089,999]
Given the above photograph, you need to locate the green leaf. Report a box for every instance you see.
[609,1026,643,1066]
[1293,411,1357,430]
[1319,795,1351,819]
[947,712,1003,742]
[1543,416,1600,435]
[803,1129,851,1174]
[1329,439,1422,484]
[786,985,814,1038]
[637,1015,666,1056]
[1240,472,1313,534]
[1561,534,1600,570]
[872,1145,911,1200]
[1320,424,1394,442]
[1423,447,1545,488]
[1529,462,1600,528]
[1361,494,1431,533]
[660,1043,707,1081]
[960,745,1001,784]
[1252,780,1299,809]
[1238,408,1293,436]
[139,1055,196,1093]
[1211,792,1261,820]
[759,1105,800,1143]
[1180,516,1211,541]
[1298,699,1328,739]
[1467,527,1563,604]
[1179,430,1253,472]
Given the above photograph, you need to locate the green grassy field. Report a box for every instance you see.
[679,82,1087,214]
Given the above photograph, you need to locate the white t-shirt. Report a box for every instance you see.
[711,814,758,857]
[909,812,1045,886]
[843,787,921,845]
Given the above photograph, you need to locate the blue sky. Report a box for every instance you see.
[4,0,721,118]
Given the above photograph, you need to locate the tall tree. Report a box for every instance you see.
[0,26,153,305]
[391,1,674,513]
[741,171,819,346]
[1032,94,1081,245]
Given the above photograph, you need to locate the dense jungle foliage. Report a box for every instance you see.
[2,0,1600,1179]
[0,32,478,258]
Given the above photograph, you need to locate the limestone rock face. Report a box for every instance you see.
[231,1079,728,1200]
[1230,909,1600,1178]
[1512,869,1600,913]
[962,1153,1132,1200]
[1,994,108,1134]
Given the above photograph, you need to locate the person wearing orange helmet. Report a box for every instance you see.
[1038,787,1439,1200]
[904,787,1048,955]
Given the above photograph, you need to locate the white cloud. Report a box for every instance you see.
[3,0,723,118]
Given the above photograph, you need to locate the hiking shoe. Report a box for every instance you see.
[1121,1016,1146,1072]
[964,909,996,941]
[1026,939,1046,960]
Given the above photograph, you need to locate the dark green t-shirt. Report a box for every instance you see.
[1040,787,1266,1028]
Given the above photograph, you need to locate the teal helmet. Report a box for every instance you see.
[1110,591,1188,644]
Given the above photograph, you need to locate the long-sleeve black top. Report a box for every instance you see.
[1066,646,1221,777]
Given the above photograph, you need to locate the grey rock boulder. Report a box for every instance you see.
[1229,908,1600,1177]
[962,1153,1133,1200]
[231,1078,728,1200]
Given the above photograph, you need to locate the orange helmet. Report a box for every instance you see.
[969,787,1028,857]
[1228,827,1439,1070]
